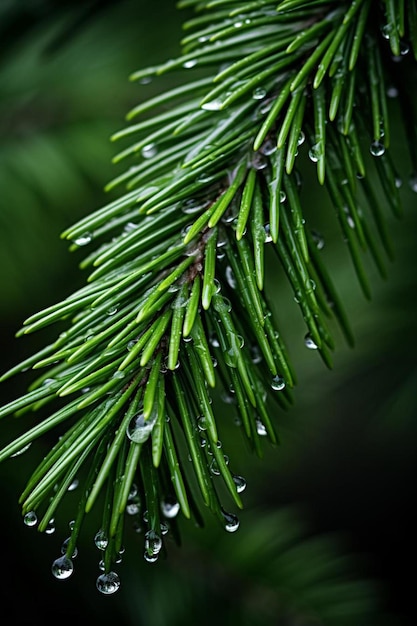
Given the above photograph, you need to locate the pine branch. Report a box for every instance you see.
[1,0,416,594]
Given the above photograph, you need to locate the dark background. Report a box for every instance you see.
[0,1,415,624]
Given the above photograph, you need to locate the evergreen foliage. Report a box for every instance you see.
[0,0,416,595]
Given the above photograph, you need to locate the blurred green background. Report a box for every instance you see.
[0,1,416,624]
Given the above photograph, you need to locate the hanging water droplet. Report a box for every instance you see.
[225,266,237,289]
[210,458,221,475]
[183,59,197,68]
[400,41,410,55]
[94,530,108,551]
[271,374,286,391]
[74,232,92,246]
[65,478,78,492]
[197,415,208,431]
[252,153,268,170]
[408,172,417,192]
[141,143,157,159]
[386,85,398,98]
[304,333,318,349]
[126,496,141,516]
[233,475,247,493]
[51,556,74,580]
[297,131,305,146]
[250,344,262,364]
[126,410,157,444]
[260,138,276,155]
[395,176,402,188]
[208,331,220,348]
[24,511,37,527]
[222,510,240,533]
[61,538,78,559]
[256,418,267,436]
[161,497,180,519]
[380,23,392,39]
[308,142,323,163]
[96,571,120,595]
[145,530,163,557]
[264,223,273,243]
[252,87,266,100]
[311,230,325,250]
[370,140,385,157]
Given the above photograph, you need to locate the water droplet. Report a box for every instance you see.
[400,41,410,55]
[311,230,325,250]
[96,571,120,595]
[94,530,108,550]
[139,76,152,85]
[256,418,267,436]
[252,153,268,170]
[370,140,385,157]
[209,331,220,348]
[113,370,125,379]
[233,475,247,493]
[271,374,286,391]
[67,478,79,492]
[234,21,243,28]
[308,142,323,163]
[145,530,162,557]
[304,333,318,349]
[181,198,207,214]
[74,232,92,246]
[260,139,276,155]
[395,176,402,188]
[61,538,78,558]
[225,265,237,289]
[264,223,273,243]
[127,410,157,444]
[127,340,137,351]
[197,415,208,431]
[24,511,37,527]
[252,87,266,100]
[222,510,239,532]
[386,85,398,98]
[51,556,74,580]
[196,172,215,183]
[201,99,223,111]
[381,23,392,39]
[183,59,197,68]
[107,305,118,316]
[297,131,305,146]
[409,172,417,192]
[126,496,141,515]
[161,497,180,519]
[141,143,157,159]
[250,344,262,364]
[210,458,221,475]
